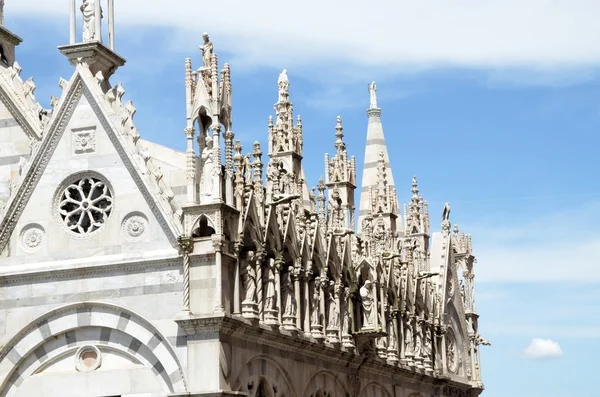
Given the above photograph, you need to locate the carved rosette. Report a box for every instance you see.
[121,212,149,242]
[19,223,45,253]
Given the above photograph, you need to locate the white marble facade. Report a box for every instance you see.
[0,6,488,397]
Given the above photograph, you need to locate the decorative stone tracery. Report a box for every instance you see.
[54,173,114,236]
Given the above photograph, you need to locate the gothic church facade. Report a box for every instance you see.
[0,3,488,397]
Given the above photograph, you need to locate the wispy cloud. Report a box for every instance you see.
[522,338,564,359]
[10,0,600,86]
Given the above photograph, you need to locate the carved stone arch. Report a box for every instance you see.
[196,105,213,135]
[444,305,469,378]
[0,302,186,397]
[191,214,216,238]
[356,259,376,284]
[302,370,349,397]
[358,381,393,397]
[233,355,298,397]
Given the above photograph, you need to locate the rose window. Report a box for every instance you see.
[58,176,113,235]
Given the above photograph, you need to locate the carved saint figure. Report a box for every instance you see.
[311,280,321,325]
[342,287,352,335]
[265,259,277,310]
[201,136,214,196]
[327,283,340,328]
[200,33,213,69]
[242,251,256,303]
[404,318,414,354]
[415,322,423,357]
[369,81,377,109]
[81,0,102,42]
[277,69,289,103]
[359,280,374,327]
[423,325,432,358]
[282,267,296,316]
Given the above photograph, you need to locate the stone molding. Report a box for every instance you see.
[175,313,476,391]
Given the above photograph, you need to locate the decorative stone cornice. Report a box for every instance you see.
[175,313,475,391]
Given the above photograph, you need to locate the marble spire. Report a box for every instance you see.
[357,82,401,235]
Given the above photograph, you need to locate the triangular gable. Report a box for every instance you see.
[263,205,282,252]
[241,191,263,249]
[0,64,44,141]
[0,66,182,253]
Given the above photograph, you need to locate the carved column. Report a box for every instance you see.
[69,0,76,44]
[94,0,102,43]
[233,244,241,315]
[372,280,379,329]
[255,251,265,321]
[275,255,284,325]
[177,236,194,315]
[108,0,115,50]
[303,266,312,336]
[293,265,302,330]
[470,336,477,381]
[212,236,224,313]
[185,127,197,204]
[211,124,223,203]
[440,326,448,375]
[224,130,235,206]
[399,311,406,365]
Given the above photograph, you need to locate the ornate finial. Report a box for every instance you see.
[369,81,378,109]
[297,114,302,126]
[334,116,345,153]
[411,176,419,198]
[268,115,274,127]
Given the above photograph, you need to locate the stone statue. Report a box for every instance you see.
[415,323,423,357]
[311,280,321,325]
[327,283,339,328]
[369,81,377,109]
[265,259,277,310]
[243,251,256,303]
[423,325,432,357]
[282,267,296,316]
[359,280,374,328]
[442,202,451,222]
[277,69,289,103]
[342,286,352,335]
[404,318,414,354]
[200,33,213,69]
[201,136,214,197]
[243,154,253,184]
[81,0,102,42]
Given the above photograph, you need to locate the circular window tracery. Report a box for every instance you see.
[56,174,113,236]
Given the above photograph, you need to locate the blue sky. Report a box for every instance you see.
[9,1,600,396]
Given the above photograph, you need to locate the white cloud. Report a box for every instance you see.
[9,0,600,80]
[523,338,564,359]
